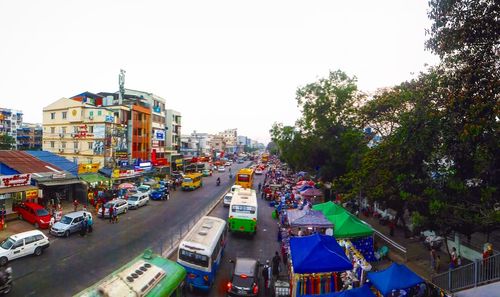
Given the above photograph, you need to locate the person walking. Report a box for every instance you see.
[80,213,88,236]
[73,200,79,212]
[450,247,458,269]
[262,260,272,295]
[389,219,396,237]
[430,248,437,273]
[87,214,93,233]
[112,206,118,223]
[109,206,114,223]
[272,251,281,279]
[258,182,262,193]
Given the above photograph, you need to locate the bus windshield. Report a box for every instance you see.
[231,205,256,214]
[237,174,249,182]
[179,249,209,267]
[183,178,193,183]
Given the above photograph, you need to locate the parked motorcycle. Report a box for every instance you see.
[0,266,13,295]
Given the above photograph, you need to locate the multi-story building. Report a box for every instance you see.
[42,97,117,168]
[0,107,23,149]
[208,135,226,155]
[180,134,199,157]
[218,128,238,154]
[16,123,42,151]
[165,109,181,152]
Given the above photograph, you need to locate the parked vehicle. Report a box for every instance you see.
[50,211,93,237]
[0,230,49,265]
[223,193,233,207]
[0,266,12,295]
[127,194,149,209]
[14,202,51,229]
[136,185,151,197]
[150,188,168,200]
[97,199,128,218]
[227,257,260,296]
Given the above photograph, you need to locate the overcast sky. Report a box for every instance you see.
[0,0,438,144]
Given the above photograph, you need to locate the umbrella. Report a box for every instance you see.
[118,183,135,189]
[301,188,323,198]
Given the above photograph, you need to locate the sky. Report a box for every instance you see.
[0,0,438,144]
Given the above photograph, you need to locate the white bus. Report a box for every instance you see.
[177,216,227,291]
[228,188,258,234]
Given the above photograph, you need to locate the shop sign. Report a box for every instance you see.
[52,173,66,179]
[154,130,165,141]
[26,189,38,199]
[112,169,139,179]
[0,174,31,188]
[78,163,100,174]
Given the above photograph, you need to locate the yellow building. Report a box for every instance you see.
[42,98,117,168]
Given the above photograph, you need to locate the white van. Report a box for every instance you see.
[0,230,49,265]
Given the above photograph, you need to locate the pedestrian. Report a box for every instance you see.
[262,260,271,294]
[297,227,304,237]
[73,200,79,212]
[436,255,441,272]
[80,213,87,236]
[87,214,93,233]
[272,251,281,279]
[109,206,113,223]
[450,247,458,269]
[83,205,87,212]
[281,244,287,268]
[112,206,118,223]
[430,248,437,273]
[389,219,396,237]
[258,182,262,193]
[49,216,55,229]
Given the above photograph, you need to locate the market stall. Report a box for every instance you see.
[312,201,347,216]
[300,188,324,204]
[303,284,376,297]
[367,263,424,296]
[289,234,353,297]
[287,209,333,230]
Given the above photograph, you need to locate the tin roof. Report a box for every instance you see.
[0,151,63,174]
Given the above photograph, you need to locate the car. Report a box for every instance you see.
[127,194,149,209]
[136,185,151,196]
[97,199,128,218]
[202,169,212,177]
[225,161,232,166]
[0,230,49,265]
[223,193,233,207]
[171,171,184,181]
[218,166,226,172]
[254,168,263,175]
[227,257,260,296]
[237,159,244,164]
[150,188,168,200]
[50,211,93,237]
[14,202,52,229]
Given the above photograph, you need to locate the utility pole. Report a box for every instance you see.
[118,69,126,105]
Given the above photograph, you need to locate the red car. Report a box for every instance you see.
[15,202,52,229]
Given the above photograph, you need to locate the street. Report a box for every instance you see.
[10,163,248,297]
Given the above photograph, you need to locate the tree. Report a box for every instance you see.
[0,134,15,150]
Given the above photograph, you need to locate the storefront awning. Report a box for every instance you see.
[38,179,83,187]
[79,173,110,184]
[0,185,38,195]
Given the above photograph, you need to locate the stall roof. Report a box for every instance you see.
[287,209,333,228]
[290,233,353,274]
[301,188,323,198]
[0,151,63,174]
[325,212,374,238]
[25,151,78,176]
[79,173,110,184]
[303,284,376,297]
[367,263,424,296]
[313,201,348,216]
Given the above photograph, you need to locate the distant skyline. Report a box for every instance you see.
[0,0,438,144]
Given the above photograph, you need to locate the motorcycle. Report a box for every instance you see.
[0,266,13,295]
[216,179,221,186]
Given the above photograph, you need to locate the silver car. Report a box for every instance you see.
[127,194,149,209]
[50,211,92,237]
[98,199,128,218]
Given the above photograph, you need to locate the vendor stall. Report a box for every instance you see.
[289,234,353,297]
[303,284,376,297]
[300,188,324,204]
[287,209,333,230]
[367,263,424,296]
[312,201,347,216]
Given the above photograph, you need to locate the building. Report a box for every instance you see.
[180,134,199,157]
[16,123,42,151]
[218,128,238,154]
[208,134,226,156]
[165,109,182,168]
[42,97,117,168]
[0,107,23,149]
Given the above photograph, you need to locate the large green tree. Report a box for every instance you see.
[0,134,15,150]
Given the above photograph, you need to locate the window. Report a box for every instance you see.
[231,205,256,214]
[50,112,55,120]
[50,127,55,134]
[12,240,23,249]
[24,236,37,245]
[98,110,102,116]
[35,235,44,241]
[50,141,55,148]
[89,111,94,117]
[61,127,66,134]
[73,126,78,133]
[62,142,66,148]
[88,142,93,150]
[74,142,78,149]
[179,249,209,267]
[62,111,67,119]
[88,126,93,133]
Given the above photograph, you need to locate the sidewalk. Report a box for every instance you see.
[360,213,448,280]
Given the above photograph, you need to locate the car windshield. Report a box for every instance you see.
[60,216,73,224]
[138,186,149,192]
[0,238,14,250]
[36,209,50,216]
[128,196,139,201]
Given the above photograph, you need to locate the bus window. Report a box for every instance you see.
[231,205,256,214]
[179,249,209,267]
[183,178,192,183]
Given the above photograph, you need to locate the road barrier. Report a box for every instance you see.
[372,228,408,262]
[432,252,500,292]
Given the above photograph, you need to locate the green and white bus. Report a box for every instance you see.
[74,249,186,297]
[228,188,258,234]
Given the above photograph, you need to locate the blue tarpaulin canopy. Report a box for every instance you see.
[303,284,376,297]
[367,263,424,296]
[290,233,353,274]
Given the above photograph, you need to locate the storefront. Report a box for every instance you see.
[32,172,85,206]
[0,173,39,215]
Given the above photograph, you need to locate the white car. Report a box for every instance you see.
[225,161,232,166]
[255,168,263,175]
[127,194,149,209]
[98,199,128,218]
[137,185,151,197]
[218,166,226,172]
[223,193,233,207]
[0,230,49,265]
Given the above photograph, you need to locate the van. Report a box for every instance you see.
[0,230,49,265]
[50,211,92,237]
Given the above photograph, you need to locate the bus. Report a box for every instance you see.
[181,172,203,191]
[228,188,258,234]
[177,216,227,291]
[235,168,254,189]
[74,249,186,297]
[261,153,269,163]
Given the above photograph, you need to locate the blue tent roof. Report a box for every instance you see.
[25,151,78,176]
[290,233,353,274]
[367,263,424,296]
[303,284,376,297]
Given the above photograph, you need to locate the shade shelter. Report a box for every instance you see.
[325,212,374,239]
[287,209,333,229]
[301,188,323,198]
[303,284,376,297]
[367,263,424,296]
[313,201,347,216]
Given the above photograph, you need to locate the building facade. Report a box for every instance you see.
[16,123,42,151]
[218,128,238,154]
[0,107,23,149]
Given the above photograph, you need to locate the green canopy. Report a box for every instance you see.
[326,212,374,238]
[79,173,110,184]
[312,201,348,216]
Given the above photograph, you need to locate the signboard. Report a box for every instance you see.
[112,169,141,179]
[154,130,165,141]
[26,189,38,199]
[0,174,31,188]
[78,163,100,174]
[52,173,66,179]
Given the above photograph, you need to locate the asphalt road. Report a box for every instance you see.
[185,172,282,297]
[10,162,249,297]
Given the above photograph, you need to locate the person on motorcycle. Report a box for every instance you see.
[216,177,221,186]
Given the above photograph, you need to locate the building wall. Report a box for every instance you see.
[0,108,23,149]
[17,123,42,150]
[165,109,181,152]
[130,105,151,161]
